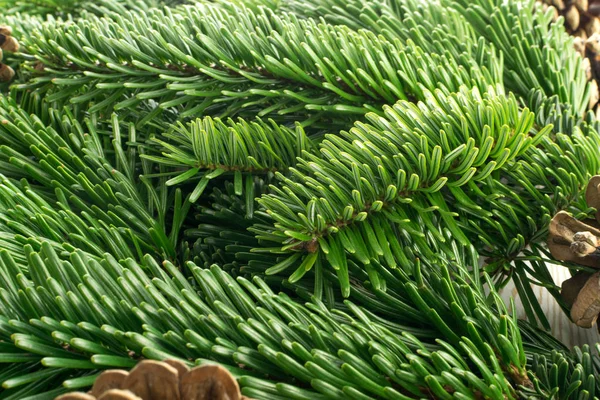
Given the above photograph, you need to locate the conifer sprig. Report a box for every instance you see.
[446,0,592,115]
[0,237,570,400]
[0,96,313,264]
[0,0,598,399]
[12,3,501,130]
[285,0,591,116]
[145,117,315,203]
[0,0,188,17]
[254,86,598,327]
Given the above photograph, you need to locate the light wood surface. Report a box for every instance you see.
[498,262,600,348]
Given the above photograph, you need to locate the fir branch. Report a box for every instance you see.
[0,0,189,17]
[285,0,591,118]
[0,96,317,264]
[145,116,315,203]
[0,96,198,262]
[445,0,592,115]
[11,3,501,129]
[0,2,597,400]
[253,85,598,329]
[0,238,534,400]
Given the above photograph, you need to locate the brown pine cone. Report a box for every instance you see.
[549,176,600,329]
[0,63,14,82]
[55,360,253,400]
[537,0,600,110]
[0,25,19,53]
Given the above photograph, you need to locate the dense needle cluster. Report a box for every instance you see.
[0,0,599,399]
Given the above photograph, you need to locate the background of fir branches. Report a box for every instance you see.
[0,0,600,399]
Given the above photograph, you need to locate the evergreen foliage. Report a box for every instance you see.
[0,0,599,399]
[0,0,189,17]
[286,0,591,115]
[12,2,502,132]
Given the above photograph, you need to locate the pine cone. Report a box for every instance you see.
[0,25,18,83]
[538,0,600,111]
[0,63,14,82]
[0,32,18,53]
[549,175,600,328]
[55,360,252,400]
